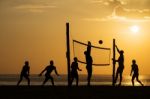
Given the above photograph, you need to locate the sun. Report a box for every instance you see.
[130,25,140,33]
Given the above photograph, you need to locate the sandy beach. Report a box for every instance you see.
[0,85,150,99]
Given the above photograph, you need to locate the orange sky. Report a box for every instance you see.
[0,0,150,75]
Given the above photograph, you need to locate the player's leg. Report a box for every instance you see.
[114,67,119,84]
[17,75,23,86]
[24,75,30,86]
[136,75,144,86]
[87,68,92,86]
[70,72,74,86]
[119,68,124,86]
[76,73,79,86]
[70,75,74,86]
[42,76,49,85]
[49,76,54,86]
[132,74,136,86]
[86,66,89,85]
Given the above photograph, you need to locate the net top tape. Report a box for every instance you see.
[73,40,111,50]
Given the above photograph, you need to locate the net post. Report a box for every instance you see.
[66,22,71,87]
[112,39,116,86]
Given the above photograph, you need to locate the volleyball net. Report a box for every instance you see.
[73,39,111,66]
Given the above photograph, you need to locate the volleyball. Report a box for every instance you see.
[99,40,103,44]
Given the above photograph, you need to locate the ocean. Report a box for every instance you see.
[0,74,149,86]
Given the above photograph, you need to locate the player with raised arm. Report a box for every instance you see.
[85,41,93,86]
[114,45,124,86]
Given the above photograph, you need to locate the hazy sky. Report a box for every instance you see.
[1,0,150,75]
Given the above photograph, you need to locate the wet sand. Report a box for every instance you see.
[0,85,150,99]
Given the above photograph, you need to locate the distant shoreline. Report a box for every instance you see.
[0,74,148,86]
[0,86,150,99]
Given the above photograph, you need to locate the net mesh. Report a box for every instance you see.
[73,40,111,66]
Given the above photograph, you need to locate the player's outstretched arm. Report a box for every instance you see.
[39,67,46,76]
[55,67,60,76]
[115,45,120,53]
[130,66,133,76]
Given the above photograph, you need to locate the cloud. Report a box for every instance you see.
[90,0,126,6]
[91,0,124,4]
[108,0,150,20]
[91,0,103,3]
[115,6,150,20]
[15,5,56,9]
[83,7,150,22]
[83,16,150,23]
[83,18,104,22]
[86,0,150,22]
[14,4,57,13]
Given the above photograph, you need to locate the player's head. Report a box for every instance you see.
[50,60,54,65]
[88,41,91,46]
[84,51,87,55]
[120,50,124,54]
[25,61,29,65]
[74,57,78,62]
[132,59,136,64]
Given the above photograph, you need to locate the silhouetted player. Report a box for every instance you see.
[70,57,82,86]
[17,61,30,86]
[130,59,144,86]
[87,41,91,56]
[39,60,59,86]
[85,41,93,86]
[114,45,124,86]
